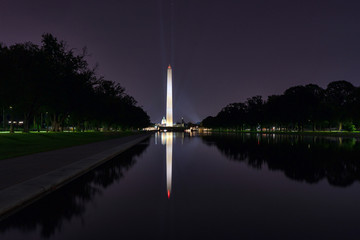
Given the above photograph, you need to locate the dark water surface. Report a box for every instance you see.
[1,132,360,240]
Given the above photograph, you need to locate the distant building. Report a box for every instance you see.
[161,117,167,125]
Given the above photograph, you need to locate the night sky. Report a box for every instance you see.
[1,0,360,123]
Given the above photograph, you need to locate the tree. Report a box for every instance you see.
[325,80,355,130]
[0,42,48,132]
[245,96,264,130]
[41,33,96,131]
[201,81,360,132]
[0,34,151,132]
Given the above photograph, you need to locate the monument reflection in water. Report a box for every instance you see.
[3,133,360,239]
[160,132,173,198]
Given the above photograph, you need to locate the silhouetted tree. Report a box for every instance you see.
[245,96,264,130]
[202,80,360,132]
[325,80,356,130]
[0,34,150,132]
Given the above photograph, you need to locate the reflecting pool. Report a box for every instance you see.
[1,133,360,239]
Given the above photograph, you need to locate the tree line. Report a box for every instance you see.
[202,81,360,131]
[0,34,150,133]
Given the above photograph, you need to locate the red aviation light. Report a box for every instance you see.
[168,64,171,69]
[168,190,170,199]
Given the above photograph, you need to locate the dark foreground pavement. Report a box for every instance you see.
[0,132,152,219]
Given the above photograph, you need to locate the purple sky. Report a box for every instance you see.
[1,0,360,123]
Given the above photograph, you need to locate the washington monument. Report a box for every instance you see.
[166,64,173,126]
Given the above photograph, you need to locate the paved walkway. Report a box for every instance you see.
[0,132,152,218]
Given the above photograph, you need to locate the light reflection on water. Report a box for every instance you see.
[156,132,183,199]
[1,133,360,240]
[165,132,173,199]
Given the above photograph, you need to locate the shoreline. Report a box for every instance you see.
[204,130,360,138]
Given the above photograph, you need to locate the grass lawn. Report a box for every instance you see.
[0,131,137,160]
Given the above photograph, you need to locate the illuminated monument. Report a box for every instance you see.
[166,65,173,127]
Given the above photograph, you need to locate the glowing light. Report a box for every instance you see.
[166,65,173,127]
[165,132,173,199]
[161,117,167,125]
[161,133,166,145]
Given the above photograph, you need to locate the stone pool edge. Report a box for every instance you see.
[0,133,152,220]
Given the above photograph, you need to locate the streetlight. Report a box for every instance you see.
[45,112,48,132]
[2,106,4,130]
[9,106,13,133]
